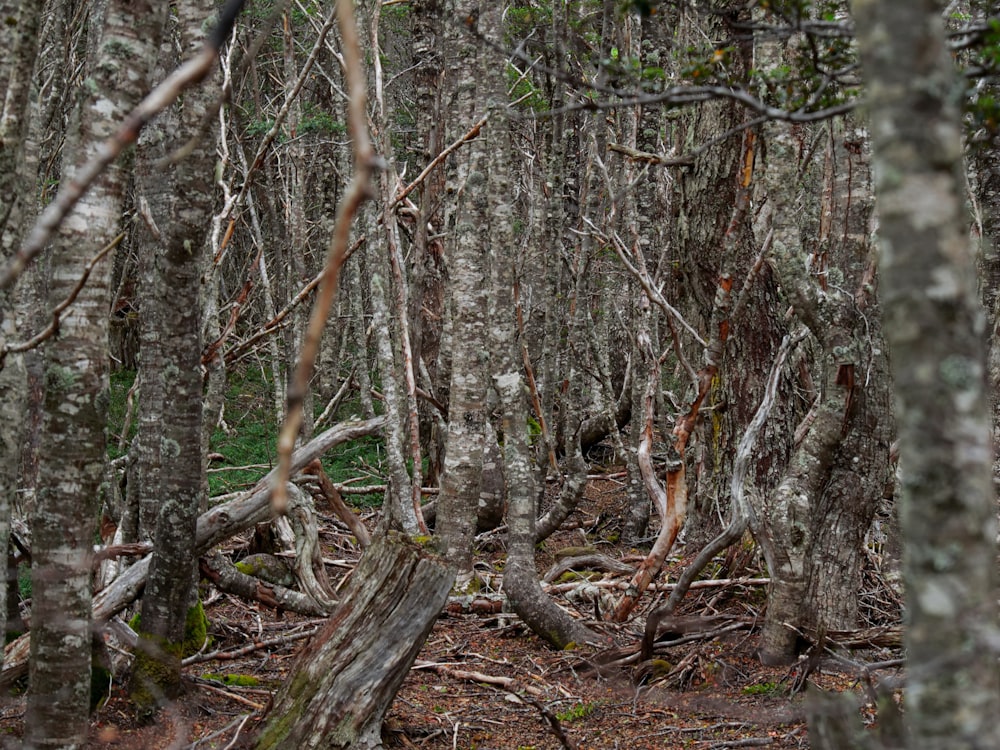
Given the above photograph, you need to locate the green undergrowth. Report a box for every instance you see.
[106,364,387,506]
[202,673,262,687]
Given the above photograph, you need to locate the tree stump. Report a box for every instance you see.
[256,532,454,749]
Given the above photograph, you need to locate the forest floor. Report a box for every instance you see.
[0,471,903,749]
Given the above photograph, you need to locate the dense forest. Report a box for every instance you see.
[0,0,999,747]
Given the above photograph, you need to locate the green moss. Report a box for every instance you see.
[203,673,261,687]
[128,598,210,658]
[130,632,184,714]
[554,546,597,559]
[183,599,209,655]
[742,681,786,696]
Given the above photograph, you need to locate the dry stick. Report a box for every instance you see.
[271,0,375,515]
[392,115,489,206]
[542,577,770,595]
[0,0,249,292]
[640,329,803,661]
[183,627,318,666]
[612,131,757,623]
[305,459,371,547]
[1,231,124,360]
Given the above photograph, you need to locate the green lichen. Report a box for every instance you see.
[44,364,77,393]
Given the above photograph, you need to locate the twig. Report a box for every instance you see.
[393,115,489,206]
[189,677,265,710]
[182,627,318,665]
[272,0,376,514]
[3,232,124,360]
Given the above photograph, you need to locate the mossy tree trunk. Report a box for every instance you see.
[129,0,219,712]
[255,533,453,750]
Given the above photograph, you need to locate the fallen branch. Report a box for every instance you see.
[305,459,371,547]
[543,577,770,594]
[188,676,265,710]
[1,417,383,687]
[200,551,332,617]
[183,627,319,666]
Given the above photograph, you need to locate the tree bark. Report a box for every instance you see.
[130,0,219,711]
[434,0,489,574]
[851,0,1000,747]
[255,533,453,749]
[27,1,165,745]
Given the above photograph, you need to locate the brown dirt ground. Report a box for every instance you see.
[0,472,902,749]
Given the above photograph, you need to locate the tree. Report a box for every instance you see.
[129,0,221,711]
[851,0,1000,747]
[27,1,166,745]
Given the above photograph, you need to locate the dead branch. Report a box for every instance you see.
[642,327,806,659]
[393,115,489,206]
[200,551,332,617]
[305,459,371,547]
[542,553,635,583]
[284,484,338,609]
[182,626,318,665]
[272,0,377,514]
[2,232,123,362]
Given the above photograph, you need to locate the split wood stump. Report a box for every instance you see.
[256,532,454,749]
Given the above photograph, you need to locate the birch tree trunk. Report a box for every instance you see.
[851,0,1000,746]
[27,1,165,745]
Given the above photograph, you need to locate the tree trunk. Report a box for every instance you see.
[434,0,489,574]
[26,1,164,746]
[130,0,218,711]
[851,0,1000,747]
[255,533,453,749]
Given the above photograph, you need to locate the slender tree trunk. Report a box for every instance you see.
[435,0,489,574]
[27,1,165,745]
[852,0,1000,746]
[130,0,218,711]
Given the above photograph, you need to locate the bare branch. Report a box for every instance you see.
[272,0,377,515]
